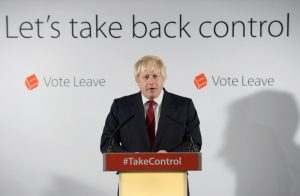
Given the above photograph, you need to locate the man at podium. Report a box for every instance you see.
[100,55,202,195]
[101,55,201,153]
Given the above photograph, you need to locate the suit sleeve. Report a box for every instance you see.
[100,99,128,153]
[171,99,202,152]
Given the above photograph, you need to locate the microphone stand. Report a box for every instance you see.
[166,115,199,152]
[106,115,134,152]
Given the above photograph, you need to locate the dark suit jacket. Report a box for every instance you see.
[100,89,202,153]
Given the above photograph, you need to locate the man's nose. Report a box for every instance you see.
[148,76,156,83]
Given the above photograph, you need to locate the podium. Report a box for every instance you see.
[103,152,201,196]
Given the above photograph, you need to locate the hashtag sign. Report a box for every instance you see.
[123,158,128,165]
[104,153,202,171]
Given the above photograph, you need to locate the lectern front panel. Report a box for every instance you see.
[119,171,187,196]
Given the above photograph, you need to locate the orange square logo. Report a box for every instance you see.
[194,73,207,89]
[25,74,39,90]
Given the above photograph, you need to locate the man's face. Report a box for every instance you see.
[136,68,165,100]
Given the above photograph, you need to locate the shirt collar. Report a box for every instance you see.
[142,89,164,106]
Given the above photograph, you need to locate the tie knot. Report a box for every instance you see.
[148,100,155,108]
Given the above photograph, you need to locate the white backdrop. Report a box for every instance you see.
[0,0,300,196]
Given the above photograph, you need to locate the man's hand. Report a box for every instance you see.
[157,150,167,153]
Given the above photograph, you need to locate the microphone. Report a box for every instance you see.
[166,115,199,152]
[189,135,199,152]
[107,114,134,152]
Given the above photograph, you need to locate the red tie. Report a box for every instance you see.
[146,100,155,147]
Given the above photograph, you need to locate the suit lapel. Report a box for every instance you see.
[129,92,151,150]
[153,90,173,150]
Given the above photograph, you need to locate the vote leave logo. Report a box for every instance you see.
[24,73,106,90]
[194,72,275,90]
[25,74,39,90]
[194,73,208,89]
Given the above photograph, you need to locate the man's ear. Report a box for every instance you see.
[135,74,139,82]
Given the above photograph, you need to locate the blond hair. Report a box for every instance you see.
[134,55,167,81]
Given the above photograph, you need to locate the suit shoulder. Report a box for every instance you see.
[114,92,140,104]
[166,91,192,103]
